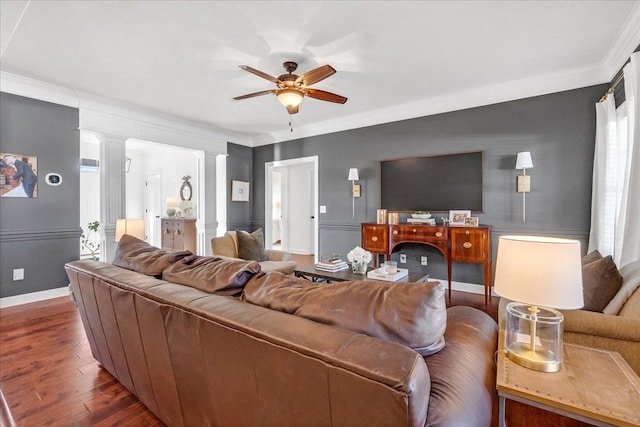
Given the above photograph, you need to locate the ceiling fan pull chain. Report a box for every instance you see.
[289,115,294,132]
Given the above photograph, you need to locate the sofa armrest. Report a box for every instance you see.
[562,309,640,375]
[562,309,640,342]
[264,249,291,261]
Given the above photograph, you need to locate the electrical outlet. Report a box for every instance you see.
[399,254,407,263]
[421,256,428,266]
[320,205,327,213]
[13,268,24,281]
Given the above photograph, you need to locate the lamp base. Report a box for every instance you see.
[506,342,561,372]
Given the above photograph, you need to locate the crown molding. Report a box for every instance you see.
[602,2,640,79]
[254,62,608,146]
[0,71,79,107]
[0,71,250,149]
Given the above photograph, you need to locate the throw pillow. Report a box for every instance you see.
[582,250,602,265]
[582,255,623,312]
[244,273,447,356]
[236,229,267,261]
[113,234,192,277]
[162,254,262,296]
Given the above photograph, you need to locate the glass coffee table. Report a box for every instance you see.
[294,264,430,283]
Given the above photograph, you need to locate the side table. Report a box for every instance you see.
[497,332,640,426]
[293,265,430,284]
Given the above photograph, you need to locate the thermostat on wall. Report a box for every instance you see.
[45,173,62,186]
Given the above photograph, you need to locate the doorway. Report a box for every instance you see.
[265,156,318,262]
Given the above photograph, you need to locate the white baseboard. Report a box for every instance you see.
[0,286,71,308]
[432,278,498,297]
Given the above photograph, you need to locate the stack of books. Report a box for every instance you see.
[315,259,349,272]
[407,218,436,225]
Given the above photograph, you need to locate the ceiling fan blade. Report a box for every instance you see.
[286,105,299,114]
[233,90,275,100]
[238,65,281,84]
[306,89,347,104]
[296,65,336,86]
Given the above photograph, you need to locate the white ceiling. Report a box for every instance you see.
[1,1,639,146]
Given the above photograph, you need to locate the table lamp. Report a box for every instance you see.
[115,219,145,242]
[494,235,583,372]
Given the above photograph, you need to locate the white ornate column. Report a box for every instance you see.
[202,152,219,255]
[97,132,127,261]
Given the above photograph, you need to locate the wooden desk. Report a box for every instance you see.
[497,334,640,426]
[361,223,492,304]
[294,265,430,284]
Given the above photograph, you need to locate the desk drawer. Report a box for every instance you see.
[450,228,488,263]
[362,224,388,253]
[390,225,448,242]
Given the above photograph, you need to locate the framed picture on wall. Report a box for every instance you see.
[0,152,38,198]
[449,210,471,225]
[231,180,250,202]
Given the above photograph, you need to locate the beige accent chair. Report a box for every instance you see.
[499,259,640,375]
[211,231,297,275]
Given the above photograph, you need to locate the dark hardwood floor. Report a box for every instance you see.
[2,286,584,426]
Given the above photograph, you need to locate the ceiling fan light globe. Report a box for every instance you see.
[277,89,304,108]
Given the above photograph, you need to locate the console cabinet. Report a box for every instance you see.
[162,218,197,253]
[362,223,492,304]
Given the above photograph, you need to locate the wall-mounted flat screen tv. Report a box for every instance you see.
[380,151,483,212]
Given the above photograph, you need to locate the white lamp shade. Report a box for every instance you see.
[166,197,178,208]
[115,219,145,242]
[515,152,533,170]
[348,168,359,181]
[494,235,583,309]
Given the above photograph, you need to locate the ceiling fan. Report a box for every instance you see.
[233,61,348,114]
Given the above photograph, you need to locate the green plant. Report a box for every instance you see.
[81,221,101,260]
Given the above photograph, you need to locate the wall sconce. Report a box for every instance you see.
[515,152,533,222]
[348,168,360,218]
[115,219,145,242]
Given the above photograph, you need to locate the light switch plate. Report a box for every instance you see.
[320,205,327,213]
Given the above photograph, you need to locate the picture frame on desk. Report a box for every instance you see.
[449,210,471,225]
[464,217,479,226]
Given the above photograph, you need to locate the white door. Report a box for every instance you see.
[286,164,314,254]
[265,156,318,260]
[145,173,162,246]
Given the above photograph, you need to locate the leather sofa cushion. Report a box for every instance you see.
[113,234,191,276]
[244,273,446,356]
[162,254,262,296]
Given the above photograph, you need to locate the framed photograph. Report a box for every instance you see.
[231,180,250,202]
[464,216,479,227]
[449,210,471,225]
[1,152,38,198]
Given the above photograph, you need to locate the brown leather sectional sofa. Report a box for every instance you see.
[65,235,498,426]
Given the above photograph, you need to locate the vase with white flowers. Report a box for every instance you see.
[347,246,372,274]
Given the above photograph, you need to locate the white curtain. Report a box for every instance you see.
[616,52,640,267]
[589,51,640,268]
[588,95,617,257]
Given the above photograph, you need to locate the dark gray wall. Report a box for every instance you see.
[0,93,80,297]
[226,142,254,231]
[247,84,606,285]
